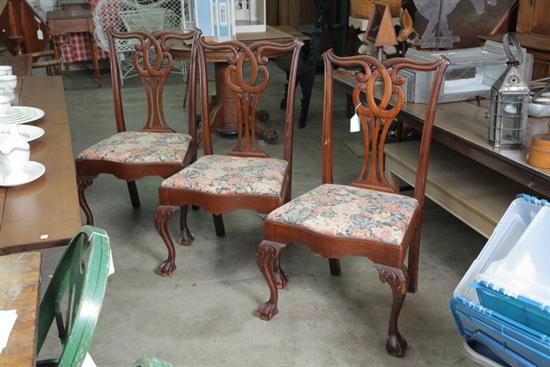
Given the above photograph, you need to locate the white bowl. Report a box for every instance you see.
[0,66,12,76]
[0,75,17,93]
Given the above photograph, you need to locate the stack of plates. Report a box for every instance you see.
[0,106,45,124]
[0,106,46,186]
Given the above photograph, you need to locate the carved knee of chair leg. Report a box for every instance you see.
[77,175,96,225]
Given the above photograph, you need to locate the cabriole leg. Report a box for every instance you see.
[375,264,408,357]
[256,241,286,321]
[153,205,179,277]
[77,175,95,225]
[179,205,194,246]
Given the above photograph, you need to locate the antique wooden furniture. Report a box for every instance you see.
[36,225,110,366]
[0,252,41,366]
[255,51,449,357]
[0,0,49,55]
[0,76,81,254]
[75,30,199,226]
[153,37,303,276]
[0,0,63,75]
[47,9,101,85]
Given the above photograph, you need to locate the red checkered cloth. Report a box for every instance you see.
[55,32,108,63]
[54,0,109,63]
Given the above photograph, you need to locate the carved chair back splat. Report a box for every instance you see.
[197,37,303,162]
[75,30,200,226]
[255,50,449,358]
[323,50,448,209]
[107,30,199,136]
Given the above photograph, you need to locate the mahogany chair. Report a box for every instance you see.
[255,50,449,357]
[76,30,199,225]
[153,37,303,276]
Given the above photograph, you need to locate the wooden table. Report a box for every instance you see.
[0,252,41,366]
[0,76,81,254]
[0,54,32,76]
[170,26,306,141]
[47,9,101,86]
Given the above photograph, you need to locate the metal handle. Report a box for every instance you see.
[502,33,523,64]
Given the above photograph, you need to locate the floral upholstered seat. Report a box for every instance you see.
[77,131,192,164]
[161,155,288,197]
[267,184,419,246]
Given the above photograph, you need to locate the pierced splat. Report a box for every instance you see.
[107,31,199,133]
[197,38,303,158]
[327,52,406,192]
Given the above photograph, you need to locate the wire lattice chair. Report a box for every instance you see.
[93,0,194,85]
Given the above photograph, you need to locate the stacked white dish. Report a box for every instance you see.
[0,68,46,187]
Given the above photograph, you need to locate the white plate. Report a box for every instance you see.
[0,161,45,187]
[0,107,45,125]
[0,125,45,142]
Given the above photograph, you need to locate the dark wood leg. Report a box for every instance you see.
[126,181,140,208]
[329,258,341,276]
[153,205,179,277]
[298,69,315,129]
[256,240,286,321]
[375,264,408,357]
[192,205,199,211]
[407,228,421,293]
[212,214,225,237]
[273,246,287,289]
[89,31,101,87]
[77,175,95,225]
[178,205,194,246]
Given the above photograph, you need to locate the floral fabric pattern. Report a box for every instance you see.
[267,184,418,246]
[77,131,192,164]
[161,155,288,197]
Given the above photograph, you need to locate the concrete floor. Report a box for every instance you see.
[38,65,485,366]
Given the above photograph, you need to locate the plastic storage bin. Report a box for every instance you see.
[475,282,550,336]
[450,195,550,367]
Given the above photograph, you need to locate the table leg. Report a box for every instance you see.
[89,31,101,87]
[212,62,237,135]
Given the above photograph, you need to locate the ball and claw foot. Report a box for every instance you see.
[178,228,194,246]
[256,302,279,321]
[156,260,176,277]
[386,333,407,357]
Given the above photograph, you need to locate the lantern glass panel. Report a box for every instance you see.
[489,92,529,147]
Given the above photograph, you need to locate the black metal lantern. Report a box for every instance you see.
[488,33,530,148]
